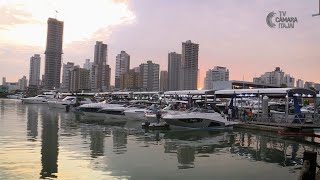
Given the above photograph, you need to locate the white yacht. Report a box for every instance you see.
[162,107,237,130]
[7,94,24,99]
[79,101,128,119]
[101,104,150,122]
[48,96,77,109]
[21,95,55,104]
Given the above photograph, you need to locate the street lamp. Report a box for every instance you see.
[313,0,320,17]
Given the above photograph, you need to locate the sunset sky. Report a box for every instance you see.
[0,0,319,89]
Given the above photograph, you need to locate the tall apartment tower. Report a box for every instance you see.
[181,40,199,90]
[160,71,168,91]
[115,51,130,89]
[168,52,181,91]
[139,61,160,91]
[29,54,41,87]
[2,77,6,86]
[92,41,108,91]
[44,18,64,89]
[204,66,229,89]
[83,59,93,70]
[61,62,75,92]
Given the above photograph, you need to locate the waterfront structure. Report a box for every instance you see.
[29,54,41,87]
[115,51,130,89]
[314,83,320,91]
[83,59,93,70]
[70,66,91,92]
[139,61,159,91]
[44,18,64,89]
[296,79,304,88]
[168,52,181,91]
[181,40,199,90]
[102,64,111,91]
[283,74,295,88]
[18,76,28,91]
[120,69,141,90]
[304,81,315,89]
[160,71,168,91]
[61,62,74,92]
[2,77,6,86]
[204,66,229,90]
[253,67,295,87]
[92,41,109,91]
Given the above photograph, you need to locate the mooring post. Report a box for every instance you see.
[301,151,317,180]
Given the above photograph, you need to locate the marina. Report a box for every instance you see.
[0,87,320,179]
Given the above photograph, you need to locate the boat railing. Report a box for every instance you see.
[249,112,320,125]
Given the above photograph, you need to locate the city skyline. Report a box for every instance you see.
[1,0,320,89]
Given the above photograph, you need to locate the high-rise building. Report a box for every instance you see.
[61,62,74,92]
[70,66,91,92]
[283,74,295,88]
[160,71,168,91]
[44,18,64,89]
[253,67,288,87]
[168,52,181,91]
[102,64,111,91]
[204,66,229,89]
[296,79,304,88]
[83,59,93,70]
[139,61,160,91]
[181,40,199,90]
[304,81,315,89]
[115,51,130,89]
[18,76,28,91]
[92,41,108,91]
[120,69,141,90]
[2,77,6,86]
[29,54,41,87]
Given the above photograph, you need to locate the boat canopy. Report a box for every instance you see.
[164,90,215,95]
[215,88,317,98]
[133,91,160,95]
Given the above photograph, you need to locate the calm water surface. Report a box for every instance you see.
[0,99,320,180]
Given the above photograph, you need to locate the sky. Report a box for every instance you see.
[0,0,319,89]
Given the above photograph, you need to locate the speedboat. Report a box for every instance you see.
[48,96,77,109]
[48,96,94,109]
[79,101,128,119]
[101,104,150,122]
[7,94,24,99]
[162,107,237,130]
[21,95,54,104]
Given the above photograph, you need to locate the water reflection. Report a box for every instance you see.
[0,99,5,116]
[27,106,38,141]
[177,146,195,169]
[112,128,127,154]
[90,129,105,158]
[40,109,59,178]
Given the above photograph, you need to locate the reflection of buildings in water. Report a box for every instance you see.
[112,128,127,154]
[177,145,195,167]
[40,109,59,178]
[27,106,38,140]
[90,130,105,158]
[17,101,27,117]
[164,141,178,154]
[0,100,4,116]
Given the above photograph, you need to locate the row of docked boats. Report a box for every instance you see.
[19,92,237,130]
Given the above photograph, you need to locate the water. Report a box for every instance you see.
[0,99,319,180]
